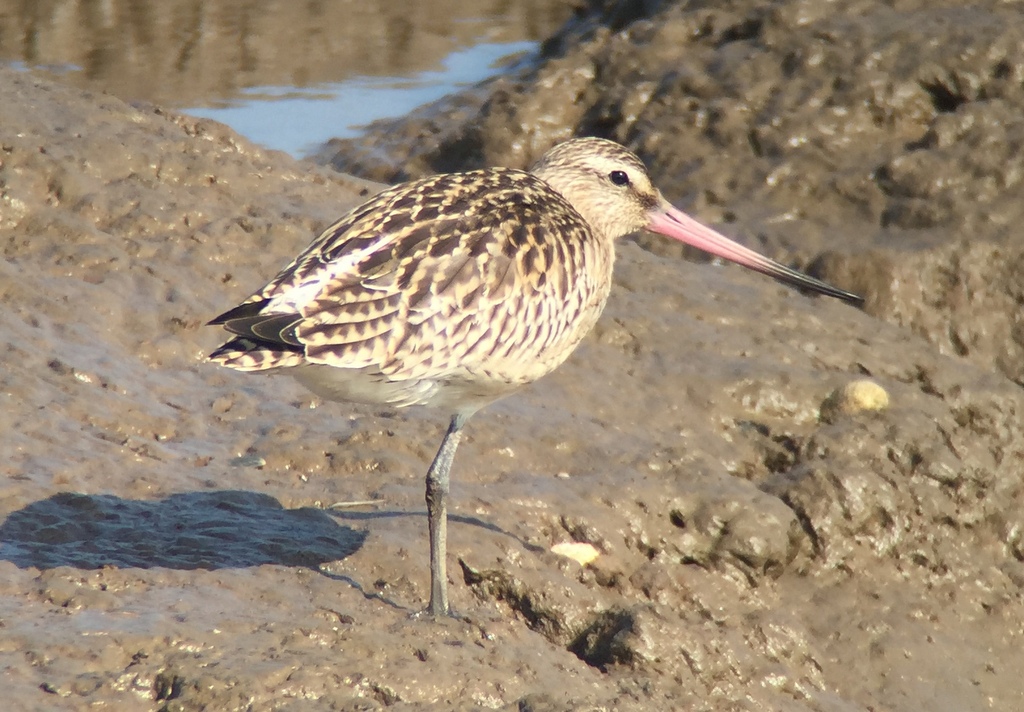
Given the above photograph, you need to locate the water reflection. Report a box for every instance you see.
[0,0,569,110]
[186,40,534,156]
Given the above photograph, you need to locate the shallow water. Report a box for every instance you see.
[183,40,536,157]
[0,0,570,155]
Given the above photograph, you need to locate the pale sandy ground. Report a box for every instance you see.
[3,1,1024,710]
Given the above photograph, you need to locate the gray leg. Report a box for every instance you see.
[425,413,468,616]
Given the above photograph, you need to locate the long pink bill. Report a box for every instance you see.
[647,202,863,304]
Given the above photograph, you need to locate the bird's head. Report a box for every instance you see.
[531,137,862,304]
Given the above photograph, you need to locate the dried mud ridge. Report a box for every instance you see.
[2,0,1024,709]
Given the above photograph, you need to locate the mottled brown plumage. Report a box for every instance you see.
[209,137,860,616]
[211,165,613,412]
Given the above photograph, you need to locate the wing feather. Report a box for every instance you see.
[210,167,603,383]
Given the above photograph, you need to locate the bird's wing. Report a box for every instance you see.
[211,169,591,380]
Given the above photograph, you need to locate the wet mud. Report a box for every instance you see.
[3,1,1024,710]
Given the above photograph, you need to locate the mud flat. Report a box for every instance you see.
[2,1,1024,709]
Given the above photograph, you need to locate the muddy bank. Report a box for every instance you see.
[323,0,1024,387]
[2,60,1024,710]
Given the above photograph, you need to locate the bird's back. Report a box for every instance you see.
[209,167,615,411]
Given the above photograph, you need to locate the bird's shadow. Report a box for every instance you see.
[0,490,543,576]
[0,490,367,571]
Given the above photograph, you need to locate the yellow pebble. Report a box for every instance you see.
[820,379,889,422]
[550,542,600,566]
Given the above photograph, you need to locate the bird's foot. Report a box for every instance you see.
[409,605,466,622]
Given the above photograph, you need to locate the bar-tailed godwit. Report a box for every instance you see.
[209,137,860,616]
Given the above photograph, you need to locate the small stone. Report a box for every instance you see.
[820,380,890,422]
[551,542,600,565]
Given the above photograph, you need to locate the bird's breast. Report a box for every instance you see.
[471,230,615,381]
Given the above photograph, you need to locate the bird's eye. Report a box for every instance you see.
[609,170,630,187]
